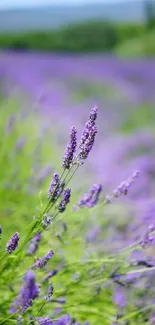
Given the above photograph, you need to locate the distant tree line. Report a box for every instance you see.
[145,0,155,29]
[0,16,154,54]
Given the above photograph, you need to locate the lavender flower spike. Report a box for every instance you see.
[78,184,102,209]
[46,282,54,302]
[37,318,53,325]
[41,269,58,283]
[113,170,140,198]
[32,250,54,269]
[56,315,70,325]
[10,270,40,313]
[6,232,19,254]
[89,105,98,123]
[27,232,41,255]
[58,188,71,213]
[62,126,77,169]
[78,106,98,164]
[48,172,60,201]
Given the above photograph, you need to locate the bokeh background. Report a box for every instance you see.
[0,1,155,323]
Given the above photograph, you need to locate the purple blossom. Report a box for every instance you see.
[78,106,98,163]
[113,286,127,308]
[113,170,140,198]
[42,269,58,283]
[42,214,52,229]
[55,315,70,325]
[27,232,41,255]
[37,166,53,184]
[32,250,54,269]
[78,184,102,208]
[140,224,155,248]
[51,298,66,304]
[58,188,71,213]
[48,172,60,201]
[46,282,54,302]
[0,225,2,235]
[62,126,77,169]
[6,232,19,254]
[5,114,15,134]
[89,105,98,123]
[37,317,53,325]
[15,137,26,152]
[10,271,39,313]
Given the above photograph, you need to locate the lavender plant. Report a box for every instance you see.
[0,104,155,325]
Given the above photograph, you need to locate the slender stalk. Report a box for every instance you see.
[0,312,17,325]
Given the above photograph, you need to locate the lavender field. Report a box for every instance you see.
[0,51,155,325]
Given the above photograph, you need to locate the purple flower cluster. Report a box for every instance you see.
[42,269,58,283]
[46,282,54,302]
[0,225,2,235]
[113,170,140,198]
[38,317,53,325]
[62,126,77,169]
[55,315,70,325]
[58,188,71,213]
[27,232,41,255]
[6,232,19,254]
[5,114,15,134]
[32,250,54,269]
[15,137,26,152]
[78,106,98,164]
[37,315,72,325]
[78,184,102,208]
[48,172,60,201]
[10,271,39,313]
[140,224,155,248]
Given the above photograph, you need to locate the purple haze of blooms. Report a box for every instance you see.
[62,126,77,169]
[78,184,102,208]
[37,166,53,184]
[78,106,98,164]
[140,224,155,248]
[37,317,53,325]
[27,232,41,255]
[42,269,58,283]
[32,250,54,269]
[0,225,2,235]
[55,315,70,325]
[15,137,26,152]
[58,188,71,213]
[46,282,54,302]
[5,114,15,134]
[48,172,60,201]
[113,170,140,198]
[6,232,19,254]
[10,271,40,313]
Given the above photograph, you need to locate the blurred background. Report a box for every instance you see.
[0,0,155,238]
[1,3,155,322]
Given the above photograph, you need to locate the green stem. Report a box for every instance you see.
[121,302,155,321]
[0,312,17,325]
[36,301,47,316]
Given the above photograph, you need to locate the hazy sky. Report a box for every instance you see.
[0,0,133,10]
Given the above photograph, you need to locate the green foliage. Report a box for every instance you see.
[145,0,155,30]
[0,19,155,56]
[0,98,155,324]
[115,27,155,56]
[0,20,118,53]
